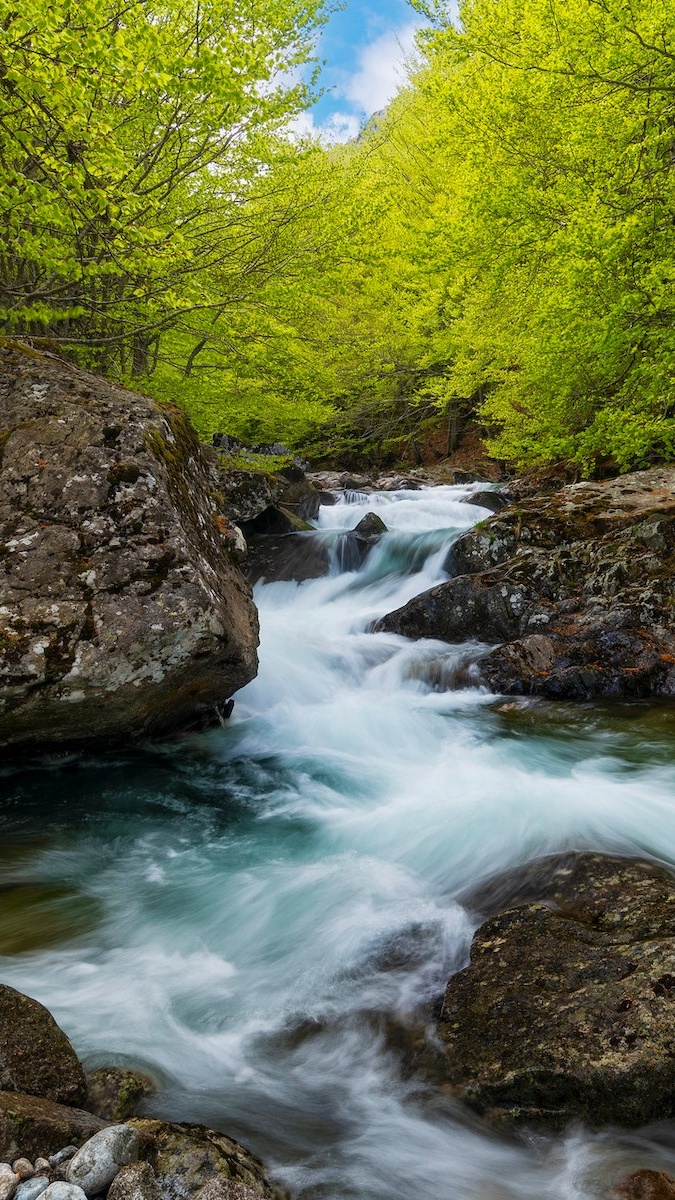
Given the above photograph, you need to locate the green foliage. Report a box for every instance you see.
[0,0,325,371]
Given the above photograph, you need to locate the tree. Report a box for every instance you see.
[0,0,326,372]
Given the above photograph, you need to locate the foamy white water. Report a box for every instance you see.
[2,484,675,1199]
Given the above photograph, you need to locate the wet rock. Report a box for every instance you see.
[609,1170,675,1199]
[40,1185,86,1200]
[0,1093,107,1164]
[374,574,534,644]
[245,534,330,585]
[0,1165,18,1200]
[462,490,510,513]
[67,1126,139,1197]
[15,1178,49,1200]
[336,512,388,572]
[353,513,388,538]
[0,986,87,1107]
[106,1163,159,1200]
[0,346,258,754]
[128,1119,283,1199]
[434,852,675,1129]
[379,465,675,700]
[85,1069,154,1123]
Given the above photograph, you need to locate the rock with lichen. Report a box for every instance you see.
[376,466,675,699]
[0,345,258,753]
[432,852,675,1129]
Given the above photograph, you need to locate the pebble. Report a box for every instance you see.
[40,1186,87,1200]
[67,1127,140,1198]
[48,1153,76,1169]
[15,1180,50,1200]
[11,1168,33,1184]
[0,1165,18,1200]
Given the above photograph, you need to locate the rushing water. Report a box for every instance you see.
[3,483,675,1199]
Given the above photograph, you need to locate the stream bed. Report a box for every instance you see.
[3,484,675,1199]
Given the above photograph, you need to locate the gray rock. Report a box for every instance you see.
[15,1179,49,1200]
[0,346,258,753]
[0,986,87,1107]
[67,1127,139,1198]
[106,1164,159,1200]
[48,1152,76,1169]
[40,1185,87,1200]
[0,1166,18,1200]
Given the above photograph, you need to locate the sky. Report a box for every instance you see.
[295,0,425,143]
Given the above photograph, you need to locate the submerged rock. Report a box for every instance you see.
[377,465,675,700]
[0,986,86,1107]
[434,853,675,1129]
[0,346,258,753]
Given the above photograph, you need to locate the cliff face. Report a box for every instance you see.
[0,346,259,752]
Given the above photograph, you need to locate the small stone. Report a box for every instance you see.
[107,1164,159,1200]
[48,1153,76,1169]
[11,1167,33,1183]
[41,1185,87,1200]
[0,1165,19,1200]
[15,1180,50,1200]
[67,1127,140,1197]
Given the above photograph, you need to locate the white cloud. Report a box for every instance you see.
[287,110,362,145]
[341,20,421,116]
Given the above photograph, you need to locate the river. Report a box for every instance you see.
[2,483,675,1199]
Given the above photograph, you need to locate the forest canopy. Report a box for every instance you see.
[2,0,675,470]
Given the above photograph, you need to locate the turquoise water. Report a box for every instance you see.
[2,485,675,1199]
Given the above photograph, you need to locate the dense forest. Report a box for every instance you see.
[2,0,675,471]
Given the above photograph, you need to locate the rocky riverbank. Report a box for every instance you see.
[377,466,675,700]
[0,984,283,1200]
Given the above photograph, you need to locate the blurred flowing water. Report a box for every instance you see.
[3,484,675,1199]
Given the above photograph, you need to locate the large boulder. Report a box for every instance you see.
[0,1093,107,1161]
[0,346,258,752]
[434,853,675,1129]
[0,986,86,1107]
[128,1120,284,1199]
[376,466,675,700]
